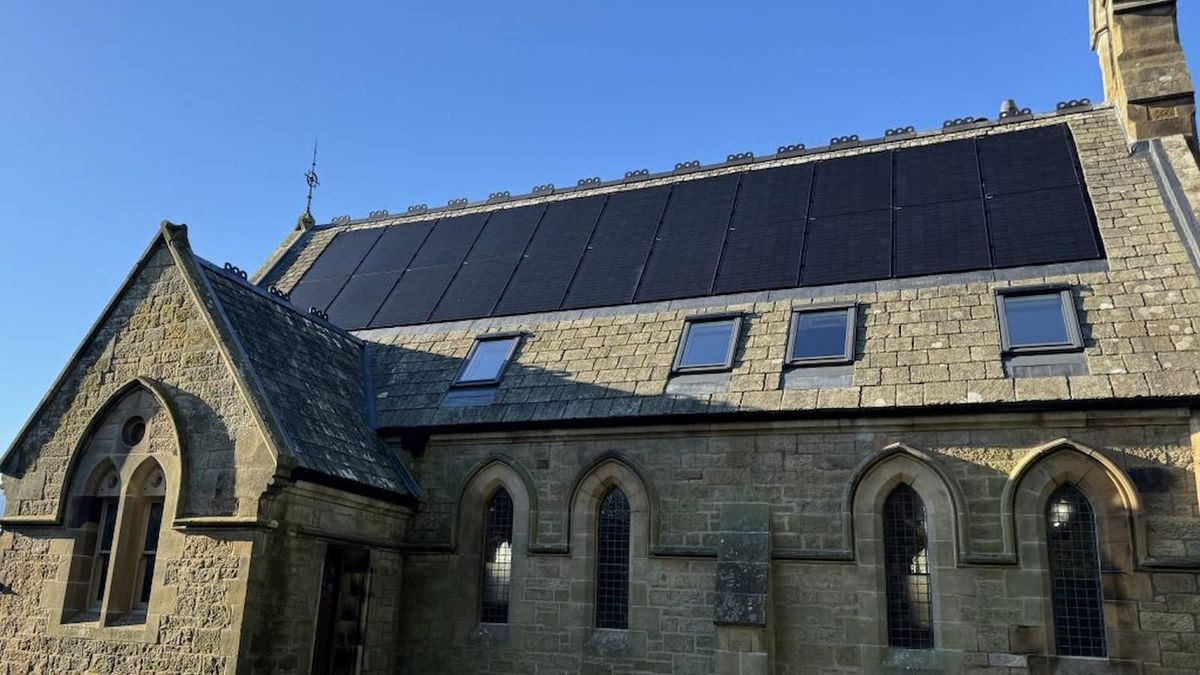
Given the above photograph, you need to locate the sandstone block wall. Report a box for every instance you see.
[396,410,1200,674]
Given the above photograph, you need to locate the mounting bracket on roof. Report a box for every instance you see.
[999,107,1033,121]
[776,143,807,158]
[447,198,470,209]
[487,191,511,202]
[223,263,248,280]
[829,135,861,148]
[577,176,602,187]
[330,215,353,224]
[623,169,650,182]
[407,203,428,214]
[308,307,329,320]
[368,209,389,219]
[531,183,555,195]
[725,152,754,165]
[1056,98,1092,114]
[673,160,702,174]
[942,117,988,130]
[884,126,916,138]
[267,285,291,301]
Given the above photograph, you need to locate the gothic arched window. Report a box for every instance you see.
[1047,484,1107,657]
[480,488,514,623]
[595,487,630,629]
[883,484,933,649]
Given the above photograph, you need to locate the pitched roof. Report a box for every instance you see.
[269,112,1105,332]
[2,223,418,502]
[199,261,417,498]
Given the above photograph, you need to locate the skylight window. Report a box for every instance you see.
[996,288,1083,353]
[786,304,857,365]
[453,334,521,386]
[673,314,743,373]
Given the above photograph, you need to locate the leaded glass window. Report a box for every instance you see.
[1047,484,1107,657]
[883,484,933,649]
[480,488,514,623]
[596,487,630,629]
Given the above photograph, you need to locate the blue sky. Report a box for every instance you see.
[1,2,1197,509]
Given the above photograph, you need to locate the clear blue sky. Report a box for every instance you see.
[1,2,1197,508]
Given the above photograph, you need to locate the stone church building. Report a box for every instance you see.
[4,1,1200,673]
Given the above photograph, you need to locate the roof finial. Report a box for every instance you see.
[296,140,319,231]
[305,140,320,217]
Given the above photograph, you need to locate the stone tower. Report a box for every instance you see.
[1090,0,1197,145]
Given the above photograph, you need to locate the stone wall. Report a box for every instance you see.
[0,242,272,673]
[397,409,1200,674]
[240,481,411,675]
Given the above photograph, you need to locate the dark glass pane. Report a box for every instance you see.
[790,309,850,361]
[99,500,118,552]
[143,502,164,553]
[596,488,630,629]
[1005,294,1070,347]
[139,555,157,605]
[480,489,514,623]
[95,554,110,602]
[1047,485,1107,657]
[459,338,517,383]
[679,320,736,368]
[883,484,934,649]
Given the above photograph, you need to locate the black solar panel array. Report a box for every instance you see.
[291,124,1103,330]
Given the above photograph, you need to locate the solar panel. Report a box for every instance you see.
[713,164,813,294]
[561,186,670,309]
[895,139,980,206]
[894,199,991,277]
[634,174,740,303]
[288,276,349,313]
[810,152,892,217]
[801,209,893,285]
[987,185,1101,267]
[368,263,460,328]
[355,219,436,275]
[303,228,384,280]
[980,125,1080,196]
[326,272,402,328]
[494,196,606,316]
[429,206,545,322]
[288,123,1103,329]
[405,213,490,268]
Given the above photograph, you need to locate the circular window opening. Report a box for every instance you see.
[121,416,146,446]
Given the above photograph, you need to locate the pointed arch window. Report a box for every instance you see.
[88,466,122,611]
[133,466,166,611]
[480,488,514,623]
[883,484,933,649]
[596,487,630,629]
[1047,484,1107,657]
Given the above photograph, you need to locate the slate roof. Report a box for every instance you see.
[254,106,1200,432]
[200,261,418,498]
[280,122,1102,331]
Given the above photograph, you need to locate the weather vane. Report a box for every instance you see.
[304,140,320,217]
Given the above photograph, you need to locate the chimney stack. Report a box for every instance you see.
[1090,0,1196,145]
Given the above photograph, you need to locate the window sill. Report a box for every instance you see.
[468,622,511,646]
[1003,351,1088,378]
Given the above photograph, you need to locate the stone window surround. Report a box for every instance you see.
[458,459,532,644]
[455,455,653,653]
[43,381,182,645]
[851,448,963,670]
[1010,444,1142,667]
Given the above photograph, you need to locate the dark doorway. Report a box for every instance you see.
[311,544,371,675]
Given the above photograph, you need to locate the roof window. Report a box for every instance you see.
[786,304,857,366]
[453,334,521,386]
[672,314,742,373]
[995,287,1083,354]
